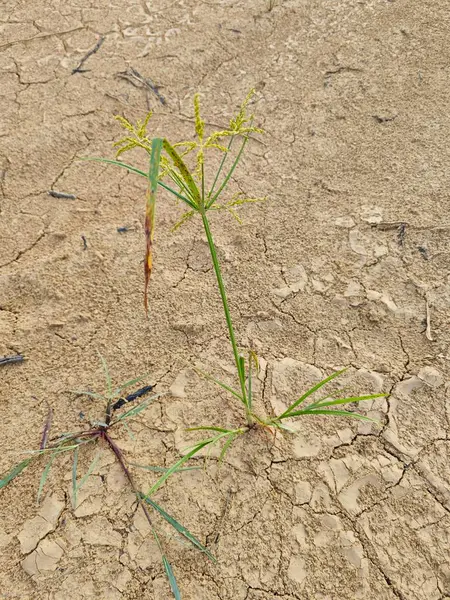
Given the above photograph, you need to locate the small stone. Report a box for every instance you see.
[257,319,283,332]
[48,321,66,328]
[311,278,327,293]
[295,481,312,504]
[344,280,363,297]
[380,293,398,312]
[335,215,355,228]
[360,206,383,224]
[349,229,368,256]
[272,286,291,299]
[374,244,388,257]
[314,530,331,547]
[0,530,12,548]
[395,375,424,395]
[283,264,308,287]
[292,523,307,546]
[367,289,382,301]
[418,366,444,388]
[288,556,307,584]
[169,370,190,398]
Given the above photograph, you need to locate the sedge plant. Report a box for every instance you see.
[86,91,386,464]
[0,356,214,600]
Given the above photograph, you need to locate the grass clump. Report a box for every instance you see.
[0,356,213,599]
[87,91,386,462]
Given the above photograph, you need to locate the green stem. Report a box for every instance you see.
[200,208,251,423]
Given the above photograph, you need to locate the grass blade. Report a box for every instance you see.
[247,350,258,412]
[145,437,220,498]
[237,355,247,407]
[186,426,233,434]
[143,496,215,561]
[112,373,152,397]
[121,420,136,441]
[113,393,161,422]
[271,421,297,433]
[72,446,79,509]
[283,408,377,421]
[0,459,31,490]
[82,157,194,205]
[163,139,201,206]
[162,555,181,600]
[307,393,386,410]
[23,440,94,456]
[37,451,58,504]
[128,462,199,473]
[208,134,248,207]
[193,367,244,404]
[40,408,53,450]
[219,433,236,463]
[208,135,235,200]
[166,169,197,208]
[81,156,148,178]
[144,138,163,313]
[98,352,112,397]
[277,368,348,419]
[76,451,102,492]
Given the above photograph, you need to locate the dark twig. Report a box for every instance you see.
[48,190,77,200]
[112,385,155,411]
[81,235,88,250]
[116,67,166,105]
[397,223,407,246]
[0,355,25,366]
[72,36,105,74]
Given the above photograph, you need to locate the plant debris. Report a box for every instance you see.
[0,354,25,366]
[72,36,105,74]
[116,67,166,106]
[48,190,77,200]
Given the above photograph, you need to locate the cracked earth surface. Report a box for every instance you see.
[1,0,449,598]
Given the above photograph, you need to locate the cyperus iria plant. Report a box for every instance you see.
[88,90,385,461]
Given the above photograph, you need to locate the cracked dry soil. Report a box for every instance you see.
[1,1,449,599]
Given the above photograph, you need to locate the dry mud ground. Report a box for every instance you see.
[1,1,450,599]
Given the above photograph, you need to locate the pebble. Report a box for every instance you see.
[418,366,444,388]
[335,215,355,228]
[360,206,383,225]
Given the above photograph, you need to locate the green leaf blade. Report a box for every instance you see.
[193,367,244,404]
[145,440,213,498]
[162,555,181,600]
[278,368,348,419]
[0,459,32,490]
[284,408,377,422]
[37,452,58,505]
[143,497,215,561]
[309,393,386,410]
[72,446,79,509]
